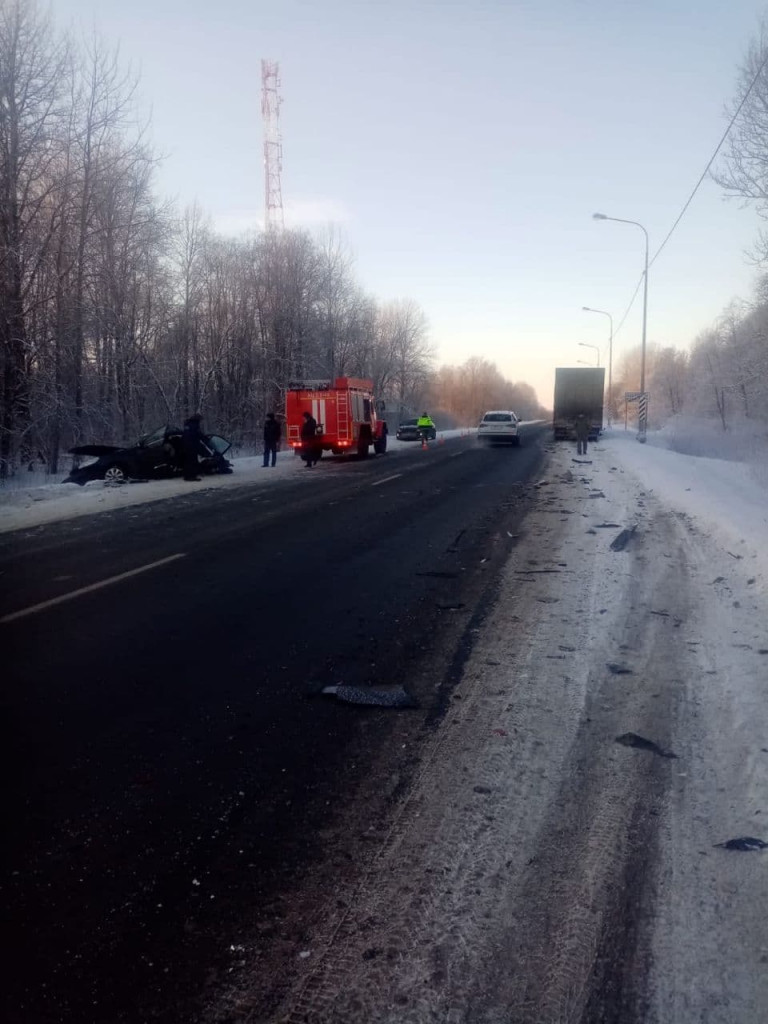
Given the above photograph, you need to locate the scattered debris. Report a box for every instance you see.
[610,525,638,551]
[650,609,670,617]
[710,576,726,584]
[473,785,493,795]
[492,728,508,737]
[299,950,311,959]
[595,522,621,528]
[713,837,767,852]
[726,551,743,560]
[615,733,678,759]
[436,602,465,611]
[586,528,597,535]
[448,528,466,551]
[588,491,606,499]
[572,459,593,464]
[558,645,576,652]
[315,684,419,709]
[362,947,382,960]
[607,663,633,675]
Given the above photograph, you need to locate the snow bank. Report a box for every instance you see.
[599,426,768,586]
[0,430,473,534]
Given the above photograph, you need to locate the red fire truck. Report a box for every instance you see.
[285,377,388,458]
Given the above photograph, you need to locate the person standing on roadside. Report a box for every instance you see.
[263,412,281,468]
[574,412,590,456]
[182,412,204,481]
[300,411,318,467]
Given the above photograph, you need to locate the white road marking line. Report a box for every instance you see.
[450,451,466,457]
[0,553,187,625]
[371,473,403,487]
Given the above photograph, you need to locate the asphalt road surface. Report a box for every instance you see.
[2,429,547,1023]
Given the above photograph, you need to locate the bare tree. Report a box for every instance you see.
[714,27,768,261]
[0,0,69,475]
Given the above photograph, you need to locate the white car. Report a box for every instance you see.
[477,410,521,447]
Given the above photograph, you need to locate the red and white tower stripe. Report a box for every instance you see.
[261,60,284,231]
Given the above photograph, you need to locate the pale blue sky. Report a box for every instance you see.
[53,0,766,404]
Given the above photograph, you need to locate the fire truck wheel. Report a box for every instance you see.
[374,435,387,455]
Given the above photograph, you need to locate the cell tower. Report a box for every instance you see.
[261,60,284,231]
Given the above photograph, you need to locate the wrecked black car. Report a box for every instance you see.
[64,425,233,486]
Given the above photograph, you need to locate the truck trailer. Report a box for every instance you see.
[552,367,605,441]
[285,377,388,458]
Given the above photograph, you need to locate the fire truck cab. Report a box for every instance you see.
[285,377,388,459]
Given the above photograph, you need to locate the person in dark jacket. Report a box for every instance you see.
[181,413,203,481]
[300,411,319,467]
[263,412,281,467]
[574,412,590,456]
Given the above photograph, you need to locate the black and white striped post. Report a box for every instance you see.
[624,391,649,442]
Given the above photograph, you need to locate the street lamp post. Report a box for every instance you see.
[592,213,649,437]
[582,306,614,426]
[577,342,600,366]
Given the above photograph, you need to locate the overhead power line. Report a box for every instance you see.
[610,43,768,343]
[650,44,768,268]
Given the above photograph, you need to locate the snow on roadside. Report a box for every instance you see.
[266,429,768,1023]
[0,430,473,534]
[600,427,768,589]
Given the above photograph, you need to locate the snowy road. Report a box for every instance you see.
[4,428,768,1023]
[212,436,768,1024]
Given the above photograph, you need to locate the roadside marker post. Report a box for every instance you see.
[624,391,649,442]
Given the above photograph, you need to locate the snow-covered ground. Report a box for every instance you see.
[0,429,474,534]
[211,421,768,1023]
[602,425,768,589]
[3,422,766,579]
[6,419,767,1019]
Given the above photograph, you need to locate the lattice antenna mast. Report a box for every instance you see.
[261,60,284,231]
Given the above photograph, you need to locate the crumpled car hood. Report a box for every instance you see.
[69,444,125,457]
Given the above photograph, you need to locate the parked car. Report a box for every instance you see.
[64,425,233,485]
[477,410,521,447]
[396,417,436,441]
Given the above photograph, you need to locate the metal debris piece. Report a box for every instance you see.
[607,663,633,675]
[713,837,767,852]
[610,525,637,551]
[615,732,678,759]
[320,684,419,709]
